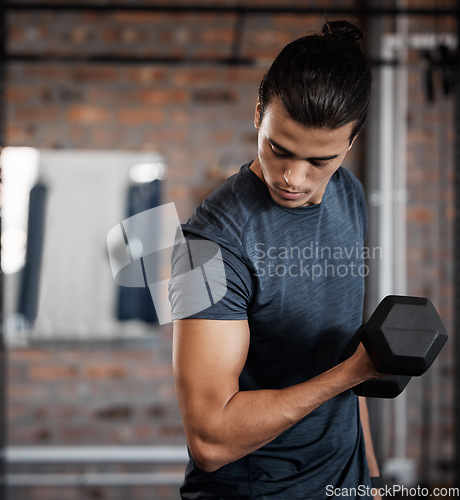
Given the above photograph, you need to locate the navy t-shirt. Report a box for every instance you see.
[169,163,372,499]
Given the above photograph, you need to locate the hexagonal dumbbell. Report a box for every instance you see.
[341,295,448,398]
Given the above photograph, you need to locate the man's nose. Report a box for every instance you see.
[284,162,309,190]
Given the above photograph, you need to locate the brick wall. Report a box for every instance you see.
[3,0,457,498]
[8,341,181,446]
[404,58,455,486]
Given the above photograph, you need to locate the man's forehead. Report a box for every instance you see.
[262,97,356,145]
[263,116,354,158]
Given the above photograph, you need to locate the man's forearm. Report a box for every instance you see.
[187,353,372,472]
[359,397,380,476]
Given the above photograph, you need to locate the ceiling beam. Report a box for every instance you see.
[4,3,459,17]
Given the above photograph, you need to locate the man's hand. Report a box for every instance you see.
[348,342,390,383]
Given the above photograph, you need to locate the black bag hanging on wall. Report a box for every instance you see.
[116,180,160,324]
[18,182,48,327]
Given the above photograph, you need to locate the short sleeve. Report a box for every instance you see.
[168,232,253,321]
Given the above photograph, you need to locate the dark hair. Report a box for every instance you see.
[258,20,372,142]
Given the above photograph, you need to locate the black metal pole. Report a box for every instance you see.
[3,2,459,16]
[454,1,460,491]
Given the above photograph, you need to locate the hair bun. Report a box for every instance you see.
[321,20,363,45]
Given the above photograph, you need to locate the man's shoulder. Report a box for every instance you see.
[206,162,264,210]
[331,167,366,205]
[329,167,367,237]
[183,162,267,252]
[190,164,264,226]
[334,166,363,189]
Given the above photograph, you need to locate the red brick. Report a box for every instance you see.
[192,88,237,104]
[272,13,323,31]
[22,65,69,80]
[84,364,127,379]
[117,108,164,125]
[134,364,173,378]
[7,382,50,402]
[72,66,118,83]
[172,68,220,87]
[159,424,184,438]
[94,404,132,420]
[227,67,265,84]
[124,67,168,83]
[158,383,176,399]
[112,12,167,24]
[34,427,52,442]
[8,404,32,420]
[147,129,188,144]
[66,105,111,123]
[90,127,125,147]
[200,28,234,45]
[110,348,154,361]
[211,129,234,143]
[445,205,455,220]
[58,426,100,443]
[29,365,78,380]
[5,124,36,144]
[14,107,60,122]
[5,86,33,101]
[139,89,190,105]
[9,349,52,361]
[170,109,190,126]
[8,25,26,43]
[168,185,192,202]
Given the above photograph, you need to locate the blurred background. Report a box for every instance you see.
[0,0,458,499]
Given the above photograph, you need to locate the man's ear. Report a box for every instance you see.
[348,132,359,150]
[254,98,261,130]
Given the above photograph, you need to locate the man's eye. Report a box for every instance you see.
[270,145,290,157]
[310,160,330,168]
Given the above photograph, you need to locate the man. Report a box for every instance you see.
[169,20,384,499]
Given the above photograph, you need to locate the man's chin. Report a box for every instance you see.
[269,186,317,208]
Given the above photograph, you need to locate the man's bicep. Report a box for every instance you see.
[169,234,252,321]
[173,318,250,416]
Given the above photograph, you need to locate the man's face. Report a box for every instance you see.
[251,98,356,208]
